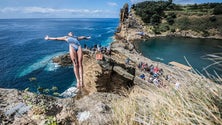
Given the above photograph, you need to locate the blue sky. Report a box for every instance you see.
[0,0,221,19]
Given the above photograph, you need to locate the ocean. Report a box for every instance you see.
[0,18,118,94]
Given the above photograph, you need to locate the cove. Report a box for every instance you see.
[134,37,222,77]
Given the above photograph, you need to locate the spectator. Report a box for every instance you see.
[140,74,145,80]
[106,46,111,55]
[125,57,130,65]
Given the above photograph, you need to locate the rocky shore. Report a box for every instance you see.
[0,4,218,125]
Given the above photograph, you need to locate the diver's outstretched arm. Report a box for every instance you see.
[45,35,67,41]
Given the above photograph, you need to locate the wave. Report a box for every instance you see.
[82,27,94,30]
[106,29,115,33]
[18,52,66,77]
[44,60,61,72]
[102,37,114,46]
[104,27,115,30]
[0,35,10,40]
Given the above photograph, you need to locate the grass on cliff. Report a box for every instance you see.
[112,74,222,124]
[133,1,222,35]
[175,15,222,34]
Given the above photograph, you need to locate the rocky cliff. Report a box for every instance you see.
[0,3,219,125]
[1,43,205,124]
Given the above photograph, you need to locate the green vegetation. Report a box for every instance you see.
[132,1,222,35]
[214,4,222,15]
[132,1,171,24]
[175,15,222,35]
[45,116,57,125]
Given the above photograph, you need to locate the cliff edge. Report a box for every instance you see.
[1,3,222,125]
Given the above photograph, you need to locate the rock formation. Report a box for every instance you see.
[116,7,150,43]
[120,3,129,22]
[0,3,217,125]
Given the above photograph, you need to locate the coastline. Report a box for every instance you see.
[113,4,221,87]
[149,31,222,40]
[118,9,222,42]
[115,6,222,76]
[1,4,222,125]
[1,30,211,124]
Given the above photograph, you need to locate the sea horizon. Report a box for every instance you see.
[0,17,119,20]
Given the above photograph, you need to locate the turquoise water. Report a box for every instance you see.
[135,37,222,77]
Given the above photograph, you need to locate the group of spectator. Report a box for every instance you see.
[138,61,165,87]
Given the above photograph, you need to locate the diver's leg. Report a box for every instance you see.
[69,45,80,88]
[77,46,84,88]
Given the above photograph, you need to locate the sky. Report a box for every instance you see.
[0,0,221,19]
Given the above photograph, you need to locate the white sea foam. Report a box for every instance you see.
[106,29,114,33]
[102,37,113,47]
[82,27,94,30]
[18,52,66,77]
[104,27,115,30]
[60,86,78,98]
[44,61,61,71]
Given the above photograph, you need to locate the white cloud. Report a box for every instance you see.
[0,6,118,18]
[0,7,104,14]
[107,2,118,7]
[130,0,196,4]
[24,7,55,13]
[174,0,195,5]
[0,7,20,13]
[130,0,146,4]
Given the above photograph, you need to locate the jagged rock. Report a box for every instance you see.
[74,92,122,125]
[52,53,72,66]
[4,102,31,117]
[128,42,135,51]
[95,102,110,113]
[1,3,218,125]
[113,66,134,80]
[120,3,129,22]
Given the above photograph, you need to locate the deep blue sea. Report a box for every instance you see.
[0,18,118,94]
[135,37,222,77]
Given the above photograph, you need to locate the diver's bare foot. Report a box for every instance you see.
[81,85,85,88]
[79,80,84,88]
